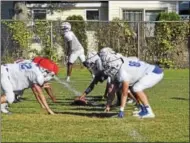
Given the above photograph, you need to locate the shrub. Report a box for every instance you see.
[155,12,189,68]
[95,18,136,56]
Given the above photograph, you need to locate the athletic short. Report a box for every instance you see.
[1,65,15,104]
[69,49,85,64]
[132,65,164,92]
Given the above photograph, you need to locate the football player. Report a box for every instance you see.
[61,22,86,82]
[76,50,136,111]
[76,51,110,101]
[99,47,164,118]
[13,57,56,103]
[1,57,59,115]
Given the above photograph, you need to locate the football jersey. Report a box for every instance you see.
[63,31,83,52]
[116,57,155,86]
[4,61,44,91]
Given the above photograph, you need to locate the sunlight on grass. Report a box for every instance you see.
[1,69,189,142]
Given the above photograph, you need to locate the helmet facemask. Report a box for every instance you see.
[84,51,102,75]
[39,67,55,82]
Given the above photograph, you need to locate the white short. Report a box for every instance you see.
[69,49,85,64]
[132,71,164,92]
[1,66,15,104]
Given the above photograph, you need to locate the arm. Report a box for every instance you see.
[43,83,56,103]
[77,77,99,100]
[32,84,55,115]
[104,83,117,112]
[31,87,45,109]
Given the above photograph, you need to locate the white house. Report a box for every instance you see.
[26,1,178,21]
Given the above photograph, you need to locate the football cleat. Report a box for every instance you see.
[139,112,155,118]
[1,103,11,114]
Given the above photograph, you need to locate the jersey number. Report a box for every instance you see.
[20,63,32,70]
[129,61,141,67]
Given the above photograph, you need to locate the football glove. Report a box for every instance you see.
[118,111,124,118]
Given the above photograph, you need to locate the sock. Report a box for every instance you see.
[67,76,70,80]
[145,105,154,114]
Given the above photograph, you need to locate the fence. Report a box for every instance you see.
[1,20,189,68]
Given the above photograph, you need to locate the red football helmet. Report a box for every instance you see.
[32,56,59,75]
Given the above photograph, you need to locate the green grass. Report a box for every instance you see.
[1,68,189,142]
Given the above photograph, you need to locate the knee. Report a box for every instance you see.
[132,85,143,93]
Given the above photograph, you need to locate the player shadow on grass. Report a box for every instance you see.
[70,107,104,112]
[54,111,118,118]
[170,97,189,101]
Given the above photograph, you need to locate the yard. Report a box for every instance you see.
[1,68,189,142]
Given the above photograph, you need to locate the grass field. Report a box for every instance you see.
[1,68,189,142]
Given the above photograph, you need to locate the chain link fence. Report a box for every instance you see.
[1,20,189,68]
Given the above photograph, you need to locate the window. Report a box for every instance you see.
[145,10,164,37]
[33,9,46,19]
[123,10,143,32]
[86,10,99,20]
[145,10,163,21]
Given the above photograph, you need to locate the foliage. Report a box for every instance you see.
[65,15,88,54]
[154,12,189,68]
[95,18,136,56]
[34,20,59,62]
[2,21,33,61]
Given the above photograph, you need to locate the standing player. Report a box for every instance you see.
[99,48,164,118]
[61,22,86,82]
[1,57,59,115]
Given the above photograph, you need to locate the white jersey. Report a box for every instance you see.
[3,61,44,91]
[63,31,83,52]
[116,57,155,86]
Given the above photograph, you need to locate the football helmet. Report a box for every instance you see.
[99,50,124,79]
[84,51,103,75]
[98,47,116,58]
[61,22,71,31]
[33,57,59,82]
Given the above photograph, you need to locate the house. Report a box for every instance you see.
[1,1,183,58]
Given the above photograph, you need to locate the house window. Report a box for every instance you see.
[145,10,164,37]
[145,10,163,21]
[123,10,143,32]
[86,9,99,20]
[33,9,46,19]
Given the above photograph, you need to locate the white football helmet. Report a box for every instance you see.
[61,22,71,31]
[84,51,103,75]
[98,47,116,57]
[99,50,124,79]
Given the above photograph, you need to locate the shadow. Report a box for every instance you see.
[55,111,118,118]
[170,97,189,101]
[70,107,104,112]
[70,102,105,107]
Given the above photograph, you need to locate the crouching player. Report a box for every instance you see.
[99,48,164,118]
[76,51,109,102]
[1,57,59,115]
[13,57,56,103]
